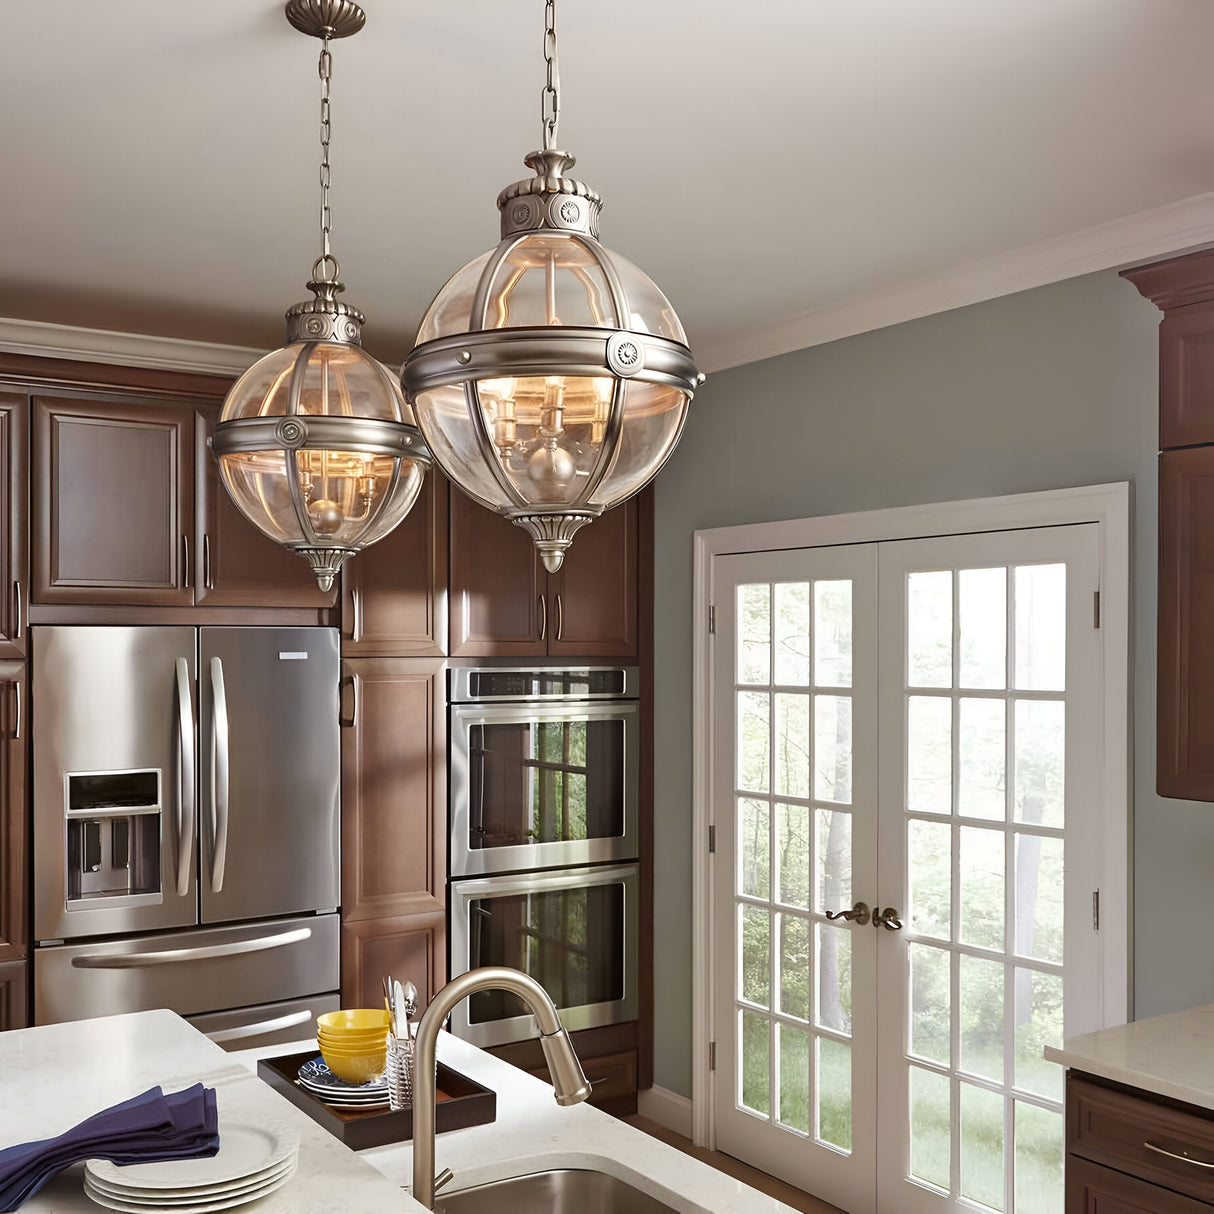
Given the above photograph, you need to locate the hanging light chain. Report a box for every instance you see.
[541,0,560,151]
[316,36,339,281]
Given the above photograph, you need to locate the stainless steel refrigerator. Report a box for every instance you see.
[31,626,342,1048]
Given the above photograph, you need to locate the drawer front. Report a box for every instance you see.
[528,1048,637,1114]
[1069,1076,1214,1203]
[1067,1154,1213,1213]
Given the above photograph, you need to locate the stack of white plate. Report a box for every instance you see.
[296,1057,389,1111]
[82,1120,299,1213]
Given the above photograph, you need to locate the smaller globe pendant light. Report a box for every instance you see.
[402,0,702,573]
[212,0,431,593]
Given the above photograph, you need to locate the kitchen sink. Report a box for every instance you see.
[434,1168,681,1213]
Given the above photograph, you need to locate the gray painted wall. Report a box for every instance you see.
[650,267,1211,1099]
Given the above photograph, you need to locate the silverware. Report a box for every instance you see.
[402,981,418,1039]
[383,974,397,1038]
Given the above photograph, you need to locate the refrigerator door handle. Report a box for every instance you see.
[69,926,313,968]
[204,1008,313,1044]
[210,655,230,893]
[174,657,195,897]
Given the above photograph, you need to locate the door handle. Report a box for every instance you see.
[554,593,563,642]
[205,1008,313,1044]
[174,657,195,897]
[538,593,547,641]
[339,673,358,728]
[210,656,230,893]
[824,901,870,926]
[351,586,363,643]
[181,534,191,589]
[12,579,20,640]
[203,533,213,590]
[873,906,903,931]
[70,927,312,968]
[10,679,19,741]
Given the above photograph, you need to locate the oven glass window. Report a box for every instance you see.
[467,884,625,1024]
[468,718,625,849]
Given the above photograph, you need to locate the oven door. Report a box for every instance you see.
[449,700,639,876]
[449,864,638,1047]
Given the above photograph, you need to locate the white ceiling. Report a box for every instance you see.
[5,0,1214,375]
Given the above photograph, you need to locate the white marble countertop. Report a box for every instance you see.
[0,1010,797,1214]
[1045,1001,1214,1112]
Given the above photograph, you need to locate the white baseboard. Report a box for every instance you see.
[636,1085,693,1139]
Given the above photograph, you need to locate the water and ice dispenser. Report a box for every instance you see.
[65,770,162,908]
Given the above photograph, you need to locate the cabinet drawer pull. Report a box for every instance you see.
[555,593,563,642]
[182,534,191,589]
[538,594,547,641]
[11,680,20,741]
[203,533,213,590]
[12,580,20,640]
[1144,1139,1214,1169]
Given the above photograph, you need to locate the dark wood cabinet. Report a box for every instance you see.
[0,664,25,964]
[341,473,449,656]
[340,911,446,1013]
[0,396,27,659]
[449,489,643,658]
[0,960,28,1032]
[1067,1155,1211,1213]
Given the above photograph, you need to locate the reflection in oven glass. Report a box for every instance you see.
[468,885,625,1024]
[468,720,625,849]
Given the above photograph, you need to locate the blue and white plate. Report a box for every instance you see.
[297,1056,388,1095]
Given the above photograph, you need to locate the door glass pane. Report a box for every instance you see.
[1014,834,1063,965]
[908,818,951,938]
[961,1082,1005,1211]
[775,693,810,797]
[960,826,1005,951]
[737,798,770,900]
[740,1009,770,1116]
[960,954,1004,1083]
[773,582,810,686]
[818,1037,852,1151]
[959,698,1006,820]
[815,808,852,914]
[1014,700,1065,829]
[814,580,852,687]
[908,570,953,687]
[780,915,810,1020]
[960,567,1007,689]
[816,922,851,1033]
[776,803,810,909]
[1014,565,1066,691]
[814,695,852,803]
[909,1066,951,1190]
[738,584,771,684]
[909,943,950,1065]
[1013,969,1063,1101]
[738,691,770,793]
[1014,1101,1064,1214]
[907,696,952,814]
[740,906,771,1007]
[778,1024,810,1134]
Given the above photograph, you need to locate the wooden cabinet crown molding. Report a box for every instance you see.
[1123,248,1214,312]
[0,352,232,403]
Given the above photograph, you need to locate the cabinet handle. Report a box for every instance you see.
[555,593,563,642]
[11,680,19,741]
[339,674,358,728]
[181,534,191,589]
[538,594,547,641]
[203,533,213,590]
[11,580,20,640]
[352,587,363,643]
[1144,1140,1214,1169]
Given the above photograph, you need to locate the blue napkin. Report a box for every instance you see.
[0,1084,219,1211]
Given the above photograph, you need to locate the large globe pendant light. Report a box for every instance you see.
[402,0,702,573]
[213,0,431,593]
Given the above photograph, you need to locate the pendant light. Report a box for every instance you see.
[401,0,702,573]
[212,0,431,593]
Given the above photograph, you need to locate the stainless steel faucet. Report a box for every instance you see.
[411,966,592,1210]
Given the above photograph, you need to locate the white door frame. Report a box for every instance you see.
[691,482,1131,1150]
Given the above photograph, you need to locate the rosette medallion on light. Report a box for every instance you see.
[213,0,431,592]
[402,0,702,573]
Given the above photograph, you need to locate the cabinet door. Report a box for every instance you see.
[0,396,27,659]
[449,489,545,656]
[1159,447,1214,798]
[33,397,193,605]
[0,960,28,1031]
[0,666,24,963]
[340,911,446,1011]
[340,658,445,922]
[548,496,641,658]
[193,407,336,609]
[1066,1155,1212,1213]
[342,473,448,656]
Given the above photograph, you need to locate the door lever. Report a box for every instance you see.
[824,901,870,926]
[873,906,903,931]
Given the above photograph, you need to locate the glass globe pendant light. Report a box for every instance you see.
[402,0,702,573]
[213,0,431,593]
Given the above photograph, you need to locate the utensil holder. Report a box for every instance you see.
[385,1033,414,1111]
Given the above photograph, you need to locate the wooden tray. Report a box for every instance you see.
[257,1049,496,1150]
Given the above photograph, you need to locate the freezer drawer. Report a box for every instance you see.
[33,912,339,1027]
[187,993,340,1052]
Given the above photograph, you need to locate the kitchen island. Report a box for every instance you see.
[0,1010,798,1213]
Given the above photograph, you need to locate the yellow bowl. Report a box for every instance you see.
[317,1037,387,1057]
[318,1009,391,1034]
[319,1043,387,1085]
[317,1028,387,1047]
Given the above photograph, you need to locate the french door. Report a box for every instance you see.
[710,524,1105,1214]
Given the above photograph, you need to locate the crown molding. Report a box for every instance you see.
[0,317,264,377]
[700,191,1214,374]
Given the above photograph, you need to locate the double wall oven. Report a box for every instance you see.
[447,667,639,1046]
